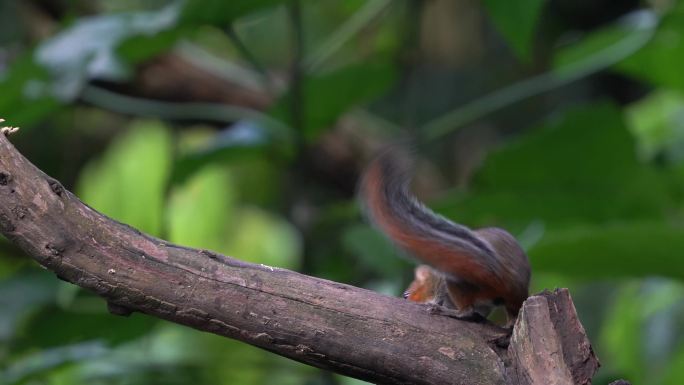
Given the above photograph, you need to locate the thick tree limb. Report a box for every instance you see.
[0,133,599,384]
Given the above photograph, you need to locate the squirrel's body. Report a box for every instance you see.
[360,149,530,325]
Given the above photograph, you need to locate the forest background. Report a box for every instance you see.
[1,1,683,384]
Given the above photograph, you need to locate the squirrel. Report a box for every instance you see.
[359,148,530,327]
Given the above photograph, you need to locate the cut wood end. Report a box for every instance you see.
[507,288,600,385]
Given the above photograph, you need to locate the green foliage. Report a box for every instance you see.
[167,164,301,268]
[270,62,396,140]
[0,54,60,126]
[600,281,684,384]
[168,165,237,252]
[482,0,546,60]
[0,270,58,344]
[552,21,646,74]
[224,207,301,268]
[529,223,684,280]
[77,120,172,236]
[341,224,410,279]
[3,341,110,384]
[438,103,670,227]
[173,121,291,184]
[19,307,157,348]
[626,90,684,162]
[618,4,684,91]
[180,0,291,27]
[117,28,186,64]
[664,348,684,385]
[3,1,684,384]
[35,5,181,100]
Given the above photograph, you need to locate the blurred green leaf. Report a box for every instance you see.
[600,283,645,383]
[304,0,394,71]
[35,4,181,100]
[270,62,396,141]
[477,103,636,188]
[0,269,58,344]
[626,90,684,162]
[664,347,684,385]
[117,28,185,64]
[618,5,684,91]
[173,122,283,184]
[77,120,172,236]
[599,281,684,385]
[529,222,684,280]
[2,341,109,385]
[180,0,289,26]
[167,164,301,268]
[0,257,23,281]
[421,10,656,142]
[226,207,301,269]
[0,237,28,279]
[553,23,635,72]
[0,54,60,126]
[229,158,282,206]
[437,102,671,227]
[482,0,545,60]
[51,363,205,385]
[168,165,236,252]
[97,323,310,385]
[32,325,209,385]
[341,224,409,278]
[19,307,157,349]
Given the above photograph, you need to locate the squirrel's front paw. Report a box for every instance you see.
[425,304,486,322]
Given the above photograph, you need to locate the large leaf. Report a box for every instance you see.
[224,207,301,269]
[167,165,301,268]
[482,0,546,60]
[529,222,684,280]
[618,5,684,91]
[167,165,237,253]
[269,62,396,141]
[77,121,172,236]
[431,103,682,281]
[436,102,671,228]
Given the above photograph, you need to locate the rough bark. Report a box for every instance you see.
[508,290,600,385]
[0,133,599,384]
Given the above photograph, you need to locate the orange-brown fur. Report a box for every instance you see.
[360,150,530,325]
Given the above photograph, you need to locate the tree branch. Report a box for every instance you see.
[0,133,599,384]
